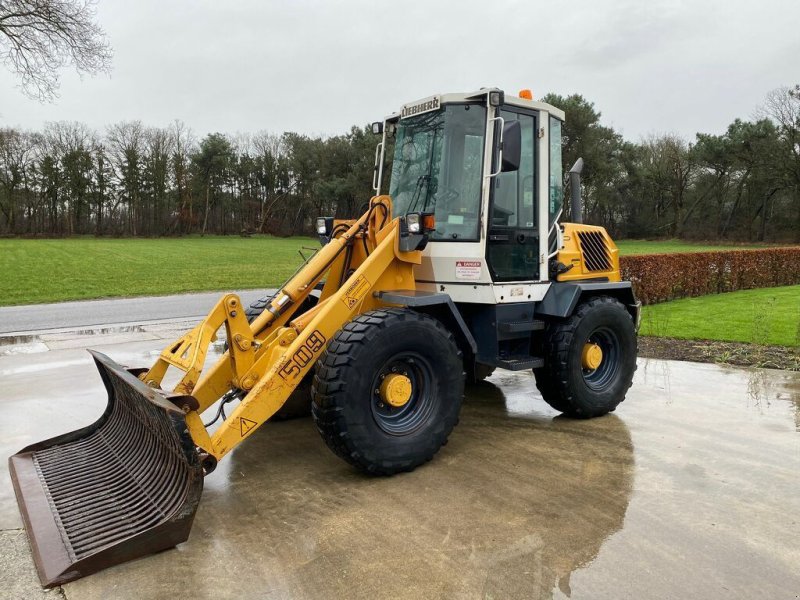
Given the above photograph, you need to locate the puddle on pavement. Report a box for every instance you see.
[189,363,800,599]
[0,325,145,343]
[0,340,50,356]
[0,357,93,378]
[2,335,799,598]
[762,370,800,431]
[38,325,146,342]
[0,334,49,355]
[196,380,637,600]
[0,325,148,356]
[0,334,39,347]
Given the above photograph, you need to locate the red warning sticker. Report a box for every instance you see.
[455,260,482,280]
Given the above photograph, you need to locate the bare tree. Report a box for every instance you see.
[0,127,38,232]
[170,120,196,234]
[760,86,800,133]
[143,126,174,235]
[252,131,290,232]
[0,0,112,101]
[640,134,694,237]
[107,121,144,234]
[758,86,800,241]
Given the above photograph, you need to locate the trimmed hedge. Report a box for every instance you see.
[620,247,800,305]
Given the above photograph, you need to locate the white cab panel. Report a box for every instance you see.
[415,241,492,284]
[415,280,552,304]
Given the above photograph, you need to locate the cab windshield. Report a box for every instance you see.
[388,104,486,240]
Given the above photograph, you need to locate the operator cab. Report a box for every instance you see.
[372,89,566,304]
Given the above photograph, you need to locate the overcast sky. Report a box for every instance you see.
[1,0,798,141]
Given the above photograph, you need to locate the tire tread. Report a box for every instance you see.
[312,308,464,475]
[534,296,637,418]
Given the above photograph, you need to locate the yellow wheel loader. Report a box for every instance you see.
[10,88,640,587]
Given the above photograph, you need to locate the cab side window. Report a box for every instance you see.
[492,111,535,229]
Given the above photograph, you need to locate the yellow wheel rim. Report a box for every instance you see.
[581,342,603,370]
[380,373,413,407]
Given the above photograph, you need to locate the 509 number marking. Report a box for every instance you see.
[278,330,327,381]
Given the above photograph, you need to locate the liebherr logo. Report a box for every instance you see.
[401,96,440,119]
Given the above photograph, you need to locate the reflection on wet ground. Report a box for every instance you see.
[0,321,197,356]
[0,334,39,348]
[0,329,798,599]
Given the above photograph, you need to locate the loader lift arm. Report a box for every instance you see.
[143,195,420,466]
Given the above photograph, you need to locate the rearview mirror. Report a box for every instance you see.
[501,120,521,172]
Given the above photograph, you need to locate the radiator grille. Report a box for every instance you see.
[577,230,612,272]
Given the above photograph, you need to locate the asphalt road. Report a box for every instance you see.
[0,327,798,599]
[0,290,275,334]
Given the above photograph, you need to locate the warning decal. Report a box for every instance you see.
[455,260,482,280]
[342,275,370,309]
[240,417,257,437]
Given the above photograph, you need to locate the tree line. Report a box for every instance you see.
[0,122,377,237]
[542,86,800,243]
[0,85,798,241]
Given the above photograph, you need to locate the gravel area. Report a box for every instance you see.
[640,336,800,371]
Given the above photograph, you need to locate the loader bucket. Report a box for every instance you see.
[8,350,204,588]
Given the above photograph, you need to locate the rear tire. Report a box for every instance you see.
[246,292,319,420]
[534,296,636,418]
[244,292,318,327]
[312,309,465,475]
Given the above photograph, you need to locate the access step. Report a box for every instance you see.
[497,319,546,334]
[494,355,545,371]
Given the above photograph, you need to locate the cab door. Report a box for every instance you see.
[486,108,538,282]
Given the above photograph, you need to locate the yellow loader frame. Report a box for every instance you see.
[141,196,417,467]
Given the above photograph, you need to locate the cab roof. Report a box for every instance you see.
[388,88,566,122]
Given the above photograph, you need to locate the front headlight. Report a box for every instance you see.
[316,217,332,236]
[406,213,421,234]
[405,212,435,235]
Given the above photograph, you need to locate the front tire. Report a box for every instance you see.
[312,309,465,475]
[534,296,636,418]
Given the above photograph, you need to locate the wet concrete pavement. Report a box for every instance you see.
[0,327,798,599]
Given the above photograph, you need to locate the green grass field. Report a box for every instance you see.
[0,236,795,310]
[0,236,316,306]
[640,286,800,347]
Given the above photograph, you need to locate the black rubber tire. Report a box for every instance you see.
[533,296,637,418]
[244,292,318,324]
[245,295,273,323]
[312,308,465,475]
[532,367,572,413]
[273,377,313,420]
[246,292,319,420]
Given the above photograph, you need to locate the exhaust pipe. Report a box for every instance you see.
[569,158,584,224]
[9,350,204,587]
